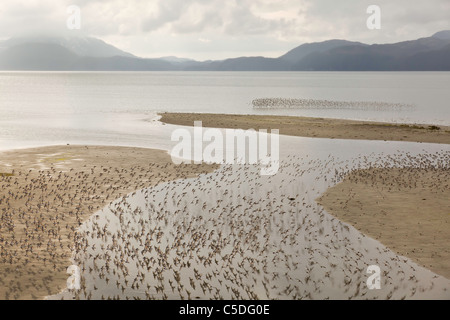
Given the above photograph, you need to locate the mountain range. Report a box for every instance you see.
[1,31,450,71]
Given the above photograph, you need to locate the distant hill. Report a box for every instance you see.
[71,56,175,71]
[0,43,78,70]
[291,36,450,71]
[278,39,367,63]
[0,42,174,71]
[1,31,450,71]
[185,57,291,71]
[1,35,135,58]
[158,56,196,64]
[401,44,450,71]
[432,30,450,40]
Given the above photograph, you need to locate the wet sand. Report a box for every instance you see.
[160,112,450,281]
[317,167,450,279]
[49,151,450,300]
[159,112,450,144]
[0,145,218,300]
[1,117,449,300]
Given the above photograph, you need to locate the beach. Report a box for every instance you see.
[159,112,450,281]
[48,146,450,300]
[1,114,449,300]
[159,112,450,144]
[317,167,450,279]
[0,145,218,299]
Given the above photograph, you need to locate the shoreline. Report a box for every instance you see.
[317,166,450,280]
[0,145,219,299]
[159,112,450,279]
[1,138,449,298]
[46,146,450,300]
[158,112,450,144]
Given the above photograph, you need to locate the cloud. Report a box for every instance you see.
[0,0,448,59]
[141,0,189,32]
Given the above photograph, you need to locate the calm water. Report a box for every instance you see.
[0,71,449,150]
[50,139,450,300]
[2,72,448,299]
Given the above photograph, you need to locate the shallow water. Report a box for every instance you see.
[1,71,449,299]
[49,137,450,300]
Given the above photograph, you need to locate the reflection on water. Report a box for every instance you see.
[49,138,450,300]
[1,71,450,151]
[1,71,448,299]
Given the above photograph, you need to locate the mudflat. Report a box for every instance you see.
[0,145,218,299]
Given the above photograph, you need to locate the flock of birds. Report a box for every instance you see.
[251,98,414,111]
[0,155,213,300]
[1,140,448,300]
[45,150,450,300]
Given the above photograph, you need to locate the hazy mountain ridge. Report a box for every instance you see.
[1,36,135,58]
[0,42,175,71]
[291,36,450,71]
[185,57,292,71]
[1,31,449,71]
[278,40,368,63]
[0,43,78,70]
[432,30,450,40]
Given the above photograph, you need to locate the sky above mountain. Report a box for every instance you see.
[0,0,449,60]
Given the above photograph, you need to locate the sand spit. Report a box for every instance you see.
[159,112,450,145]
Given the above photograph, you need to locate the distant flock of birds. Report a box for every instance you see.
[252,98,414,110]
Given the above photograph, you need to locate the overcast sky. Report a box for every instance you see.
[0,0,449,60]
